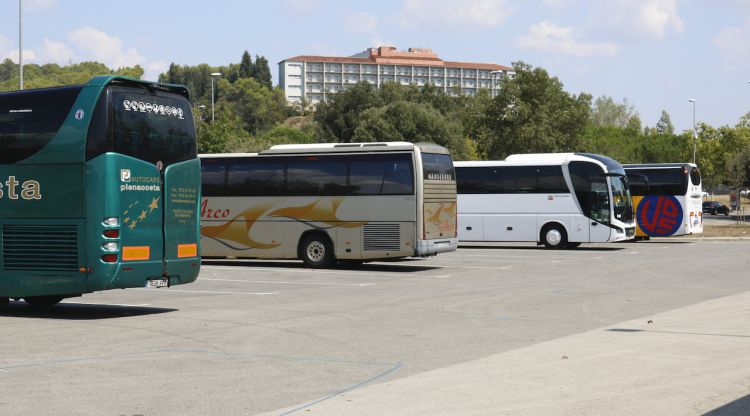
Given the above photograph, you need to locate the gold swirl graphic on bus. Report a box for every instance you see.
[201,202,281,250]
[201,198,366,250]
[267,198,366,228]
[424,202,457,237]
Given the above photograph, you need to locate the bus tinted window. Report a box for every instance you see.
[287,156,348,196]
[0,86,82,163]
[690,166,701,186]
[201,159,227,196]
[422,153,455,181]
[456,165,568,194]
[535,166,568,193]
[350,153,414,195]
[627,168,687,195]
[227,158,285,196]
[111,88,196,166]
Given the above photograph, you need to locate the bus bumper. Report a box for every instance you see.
[415,238,458,256]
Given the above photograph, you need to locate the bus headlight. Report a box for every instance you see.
[103,217,120,227]
[102,242,119,252]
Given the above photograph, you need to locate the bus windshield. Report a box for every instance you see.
[611,175,633,222]
[111,88,197,166]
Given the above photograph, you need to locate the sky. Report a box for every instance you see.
[1,0,749,131]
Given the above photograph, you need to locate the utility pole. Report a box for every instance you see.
[19,0,23,90]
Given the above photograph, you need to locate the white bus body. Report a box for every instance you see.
[200,142,458,267]
[455,153,636,248]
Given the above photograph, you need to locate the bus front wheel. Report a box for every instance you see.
[541,224,567,249]
[24,296,64,307]
[300,233,335,268]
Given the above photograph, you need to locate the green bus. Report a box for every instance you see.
[0,76,201,306]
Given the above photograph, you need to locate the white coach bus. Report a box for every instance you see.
[455,153,636,248]
[200,142,458,267]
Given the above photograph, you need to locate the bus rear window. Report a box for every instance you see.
[111,89,196,166]
[422,153,454,181]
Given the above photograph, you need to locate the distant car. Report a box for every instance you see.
[703,201,730,215]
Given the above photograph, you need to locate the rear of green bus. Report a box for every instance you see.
[0,77,201,305]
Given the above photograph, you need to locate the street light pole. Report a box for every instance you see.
[19,0,23,90]
[689,98,696,164]
[210,72,221,123]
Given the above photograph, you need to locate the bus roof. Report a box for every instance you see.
[455,152,626,174]
[262,142,414,154]
[623,163,697,169]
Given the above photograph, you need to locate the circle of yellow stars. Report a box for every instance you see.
[122,197,160,230]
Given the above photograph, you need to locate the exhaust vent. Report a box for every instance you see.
[2,225,78,271]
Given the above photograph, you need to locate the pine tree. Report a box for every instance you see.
[239,51,253,79]
[655,110,674,135]
[253,55,272,89]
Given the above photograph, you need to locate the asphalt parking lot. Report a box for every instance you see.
[2,239,749,416]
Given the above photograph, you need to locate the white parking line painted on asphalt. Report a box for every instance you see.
[134,288,278,296]
[199,277,375,287]
[62,302,152,307]
[435,265,513,270]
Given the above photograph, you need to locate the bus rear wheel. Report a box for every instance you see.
[300,233,335,268]
[24,296,64,307]
[541,224,567,249]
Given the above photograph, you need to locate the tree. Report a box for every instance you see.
[591,96,639,128]
[314,82,383,142]
[725,146,750,192]
[252,55,272,89]
[239,50,254,79]
[351,100,471,159]
[655,110,675,135]
[215,77,288,135]
[0,60,144,91]
[478,61,592,159]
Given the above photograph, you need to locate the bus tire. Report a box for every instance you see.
[541,224,567,249]
[300,233,335,268]
[24,296,64,307]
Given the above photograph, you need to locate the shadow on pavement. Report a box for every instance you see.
[703,394,750,415]
[0,301,177,320]
[201,259,441,273]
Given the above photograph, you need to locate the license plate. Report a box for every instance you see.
[145,279,168,288]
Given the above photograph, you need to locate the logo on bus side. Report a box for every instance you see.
[636,195,683,236]
[0,176,42,200]
[119,170,161,192]
[122,100,184,119]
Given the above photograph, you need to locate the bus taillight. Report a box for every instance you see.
[103,229,120,238]
[101,254,118,263]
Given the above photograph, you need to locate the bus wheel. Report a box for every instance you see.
[566,242,581,249]
[541,224,567,249]
[300,234,335,268]
[24,296,64,307]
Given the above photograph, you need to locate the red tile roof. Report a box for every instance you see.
[282,48,512,72]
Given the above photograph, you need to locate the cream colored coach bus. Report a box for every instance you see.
[200,142,457,267]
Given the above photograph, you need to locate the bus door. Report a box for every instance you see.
[569,161,612,243]
[162,158,201,282]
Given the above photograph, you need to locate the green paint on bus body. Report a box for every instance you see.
[0,76,200,299]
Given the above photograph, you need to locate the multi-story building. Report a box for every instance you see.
[279,46,514,105]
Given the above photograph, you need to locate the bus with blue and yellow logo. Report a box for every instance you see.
[624,163,703,239]
[0,76,201,306]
